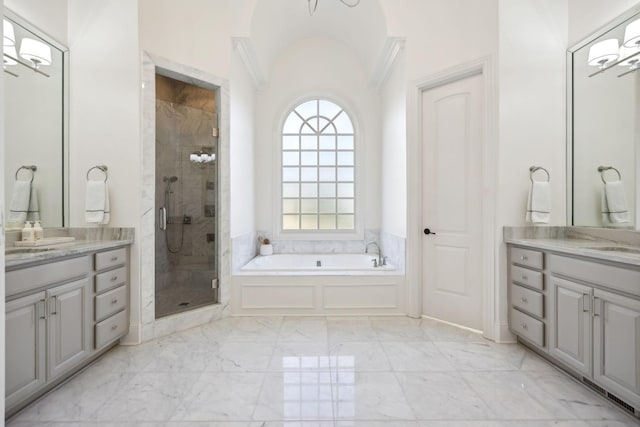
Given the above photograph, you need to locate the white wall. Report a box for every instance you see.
[0,4,6,417]
[68,0,141,329]
[230,52,255,238]
[254,36,382,236]
[568,0,640,46]
[380,51,407,238]
[4,0,67,44]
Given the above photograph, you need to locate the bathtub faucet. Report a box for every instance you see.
[365,241,385,266]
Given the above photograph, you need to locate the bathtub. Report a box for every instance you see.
[232,253,404,315]
[240,253,395,274]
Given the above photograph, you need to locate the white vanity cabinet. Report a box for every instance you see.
[508,244,640,414]
[5,256,91,411]
[5,245,131,418]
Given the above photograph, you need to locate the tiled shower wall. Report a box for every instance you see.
[155,75,217,293]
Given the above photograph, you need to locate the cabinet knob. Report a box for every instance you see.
[111,299,118,305]
[521,323,528,330]
[110,257,118,262]
[110,276,118,282]
[521,297,528,303]
[521,275,528,281]
[520,255,528,261]
[111,324,118,331]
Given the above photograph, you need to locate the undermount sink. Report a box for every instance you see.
[587,246,640,255]
[5,247,58,255]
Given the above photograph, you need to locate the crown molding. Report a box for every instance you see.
[370,37,406,88]
[232,37,266,89]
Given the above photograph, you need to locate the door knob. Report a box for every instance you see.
[423,228,436,235]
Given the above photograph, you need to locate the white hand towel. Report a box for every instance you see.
[8,180,32,223]
[85,180,106,223]
[526,181,551,224]
[101,184,110,225]
[27,185,40,222]
[604,181,629,224]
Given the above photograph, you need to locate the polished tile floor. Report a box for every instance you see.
[8,316,640,426]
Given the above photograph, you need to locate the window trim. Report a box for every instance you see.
[274,95,364,241]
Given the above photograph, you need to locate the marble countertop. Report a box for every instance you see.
[504,236,640,267]
[5,227,134,269]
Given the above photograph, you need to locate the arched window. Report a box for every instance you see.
[281,99,355,231]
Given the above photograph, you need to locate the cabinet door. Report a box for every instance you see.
[47,277,92,380]
[549,276,591,375]
[593,289,640,407]
[5,292,46,409]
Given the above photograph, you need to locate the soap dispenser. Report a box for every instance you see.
[21,221,35,242]
[33,221,44,241]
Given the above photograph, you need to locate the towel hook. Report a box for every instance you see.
[86,165,108,182]
[15,165,37,183]
[529,166,550,183]
[597,166,621,184]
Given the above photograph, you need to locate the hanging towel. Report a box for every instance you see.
[602,180,629,224]
[526,181,551,224]
[27,185,40,222]
[8,180,32,223]
[85,180,107,223]
[101,183,111,225]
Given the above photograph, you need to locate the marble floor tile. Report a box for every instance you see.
[7,316,638,427]
[396,371,493,420]
[253,371,334,421]
[94,372,200,422]
[207,341,276,372]
[269,342,332,372]
[279,317,329,343]
[331,372,415,421]
[329,342,391,372]
[382,341,455,372]
[170,373,265,421]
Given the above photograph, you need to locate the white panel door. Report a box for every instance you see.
[422,73,484,330]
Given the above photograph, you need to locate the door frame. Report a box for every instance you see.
[406,56,498,341]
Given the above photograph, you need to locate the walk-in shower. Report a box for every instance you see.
[155,74,219,318]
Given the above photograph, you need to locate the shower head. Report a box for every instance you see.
[163,176,178,183]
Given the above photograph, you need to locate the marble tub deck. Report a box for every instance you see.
[7,316,639,426]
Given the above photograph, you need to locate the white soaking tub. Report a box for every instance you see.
[232,253,404,315]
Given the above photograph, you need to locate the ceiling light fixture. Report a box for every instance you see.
[308,0,361,16]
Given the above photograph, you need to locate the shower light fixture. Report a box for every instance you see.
[190,151,216,165]
[308,0,360,16]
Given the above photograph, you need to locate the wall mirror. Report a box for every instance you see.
[568,5,640,230]
[3,10,69,228]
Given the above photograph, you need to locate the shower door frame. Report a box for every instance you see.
[139,52,230,343]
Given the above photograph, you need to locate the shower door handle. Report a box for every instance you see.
[159,207,167,231]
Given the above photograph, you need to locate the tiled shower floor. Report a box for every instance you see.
[7,316,640,426]
[155,281,217,318]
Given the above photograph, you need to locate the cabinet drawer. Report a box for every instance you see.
[95,266,127,293]
[511,284,544,318]
[95,285,127,322]
[6,256,89,298]
[95,248,126,271]
[95,310,128,349]
[511,247,544,269]
[511,265,544,290]
[511,308,544,347]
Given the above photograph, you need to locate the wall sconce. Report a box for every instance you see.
[19,38,51,68]
[3,45,17,65]
[588,39,619,68]
[618,45,640,70]
[190,151,216,166]
[623,18,640,48]
[3,19,15,47]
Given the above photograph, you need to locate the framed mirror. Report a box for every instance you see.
[568,5,640,230]
[3,10,69,229]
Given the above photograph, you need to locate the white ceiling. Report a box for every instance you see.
[249,0,388,79]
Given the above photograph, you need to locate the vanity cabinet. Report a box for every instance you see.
[508,244,640,414]
[5,245,130,418]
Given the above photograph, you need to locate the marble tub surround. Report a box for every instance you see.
[504,226,640,266]
[380,230,406,274]
[256,229,381,255]
[7,316,637,425]
[232,230,259,272]
[5,227,134,268]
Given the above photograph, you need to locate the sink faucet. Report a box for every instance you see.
[365,241,385,266]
